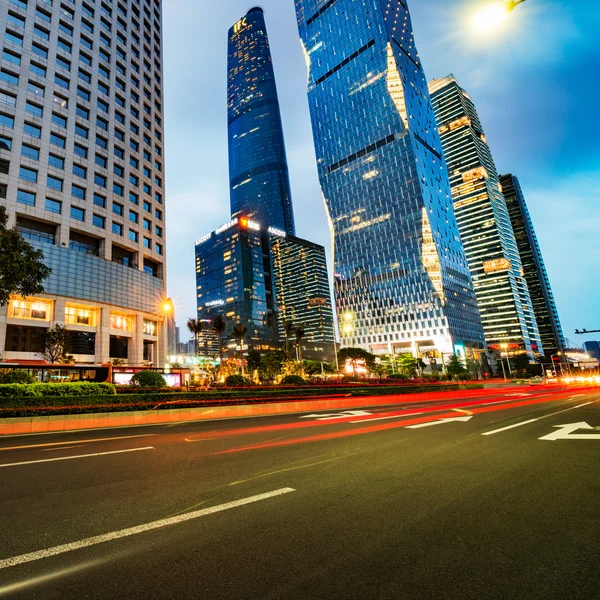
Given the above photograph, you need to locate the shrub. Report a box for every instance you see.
[130,371,167,388]
[280,375,306,386]
[0,370,36,384]
[453,373,472,382]
[225,374,251,387]
[387,373,409,381]
[0,382,116,398]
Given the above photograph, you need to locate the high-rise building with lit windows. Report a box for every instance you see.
[227,7,295,235]
[429,75,542,357]
[294,0,486,369]
[194,217,335,361]
[0,0,168,365]
[500,174,565,357]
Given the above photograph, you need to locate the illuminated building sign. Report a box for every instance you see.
[195,233,212,246]
[215,219,238,235]
[239,218,260,231]
[483,258,511,274]
[268,226,287,238]
[205,300,225,308]
[233,17,247,34]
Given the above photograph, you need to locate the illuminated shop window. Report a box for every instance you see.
[110,313,132,332]
[9,299,50,321]
[143,319,157,336]
[65,305,96,327]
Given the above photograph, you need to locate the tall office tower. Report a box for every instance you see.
[0,0,168,365]
[294,1,486,368]
[270,229,335,357]
[227,8,295,235]
[500,174,566,358]
[195,217,335,362]
[429,75,542,357]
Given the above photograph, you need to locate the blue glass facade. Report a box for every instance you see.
[195,218,335,361]
[228,8,295,235]
[294,0,486,365]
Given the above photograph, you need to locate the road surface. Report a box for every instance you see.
[0,386,599,599]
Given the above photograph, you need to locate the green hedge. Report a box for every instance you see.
[0,384,483,418]
[0,382,116,398]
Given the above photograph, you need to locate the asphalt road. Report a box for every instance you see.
[0,387,599,599]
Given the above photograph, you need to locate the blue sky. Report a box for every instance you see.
[163,0,600,346]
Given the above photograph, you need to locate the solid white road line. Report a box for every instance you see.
[0,488,296,570]
[481,419,541,436]
[482,401,595,436]
[349,412,424,424]
[0,447,154,468]
[0,434,155,452]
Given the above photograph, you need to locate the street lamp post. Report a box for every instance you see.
[158,298,174,368]
[551,352,563,377]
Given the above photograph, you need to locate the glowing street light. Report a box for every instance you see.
[161,298,174,315]
[473,0,527,32]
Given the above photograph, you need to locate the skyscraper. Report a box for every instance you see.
[294,0,486,368]
[429,75,542,357]
[0,0,168,365]
[194,217,335,361]
[500,174,565,357]
[227,8,295,235]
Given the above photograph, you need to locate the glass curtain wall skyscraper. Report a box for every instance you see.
[227,8,295,235]
[429,75,542,358]
[0,0,168,365]
[294,0,486,367]
[500,174,565,358]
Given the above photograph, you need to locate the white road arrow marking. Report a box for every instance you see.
[539,422,600,441]
[299,411,372,421]
[406,416,473,429]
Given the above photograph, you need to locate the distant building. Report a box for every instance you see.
[429,75,542,357]
[294,0,487,370]
[194,217,335,361]
[227,8,295,235]
[583,341,600,361]
[270,229,335,351]
[500,174,565,358]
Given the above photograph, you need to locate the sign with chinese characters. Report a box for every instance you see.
[483,258,511,274]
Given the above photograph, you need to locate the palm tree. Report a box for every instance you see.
[232,323,248,375]
[295,326,306,371]
[186,318,203,379]
[284,320,295,359]
[212,315,227,381]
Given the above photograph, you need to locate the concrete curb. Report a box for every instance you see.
[0,388,502,435]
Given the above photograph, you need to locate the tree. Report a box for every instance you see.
[303,360,335,376]
[0,205,51,307]
[130,370,167,388]
[337,347,376,376]
[398,354,418,378]
[212,315,227,380]
[283,320,295,360]
[186,318,203,381]
[232,323,248,374]
[186,318,202,360]
[294,326,306,366]
[446,353,468,378]
[246,349,261,375]
[38,325,70,364]
[260,351,283,381]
